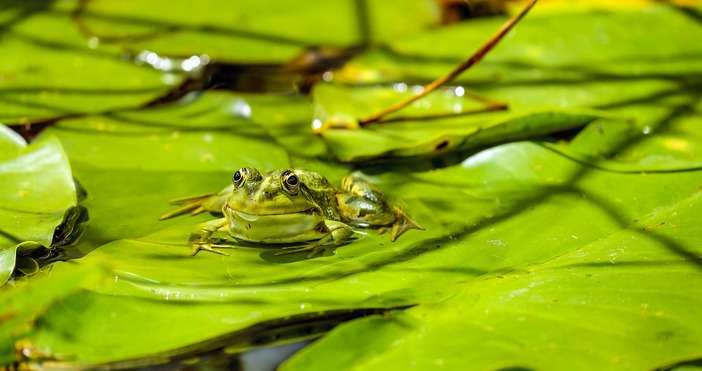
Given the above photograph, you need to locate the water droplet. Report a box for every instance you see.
[311,119,323,130]
[154,58,173,71]
[454,86,465,97]
[231,98,252,118]
[393,83,408,93]
[181,55,201,72]
[145,51,158,65]
[88,37,99,49]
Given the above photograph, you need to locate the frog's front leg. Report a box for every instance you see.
[337,173,423,241]
[189,218,232,256]
[324,220,354,245]
[277,220,353,258]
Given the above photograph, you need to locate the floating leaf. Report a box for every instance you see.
[315,4,702,163]
[21,119,702,368]
[47,92,288,172]
[2,3,702,370]
[0,0,184,123]
[0,262,109,366]
[314,82,607,162]
[0,127,77,285]
[74,0,441,63]
[283,186,702,370]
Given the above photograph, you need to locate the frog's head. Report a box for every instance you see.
[225,167,318,215]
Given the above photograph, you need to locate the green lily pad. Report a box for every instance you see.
[47,92,288,172]
[313,82,608,162]
[0,126,77,285]
[0,261,109,366]
[282,177,702,370]
[0,0,184,124]
[74,0,441,63]
[315,4,702,163]
[2,3,702,370]
[18,100,702,367]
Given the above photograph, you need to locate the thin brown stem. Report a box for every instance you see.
[358,0,537,126]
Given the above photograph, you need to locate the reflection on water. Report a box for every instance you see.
[134,49,210,74]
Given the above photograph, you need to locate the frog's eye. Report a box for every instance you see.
[282,170,299,194]
[232,168,246,187]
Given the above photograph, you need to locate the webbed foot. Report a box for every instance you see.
[379,207,425,242]
[189,238,235,256]
[188,218,231,256]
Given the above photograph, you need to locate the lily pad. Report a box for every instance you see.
[313,82,607,162]
[0,261,109,366]
[17,96,702,367]
[315,3,702,163]
[284,188,702,370]
[0,126,77,285]
[2,2,702,370]
[0,0,184,124]
[74,0,441,63]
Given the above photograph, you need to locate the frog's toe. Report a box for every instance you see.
[160,192,218,220]
[159,203,201,220]
[389,207,424,242]
[190,242,232,256]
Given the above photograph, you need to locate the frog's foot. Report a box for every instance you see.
[187,218,230,256]
[189,239,235,256]
[159,193,217,220]
[379,207,425,242]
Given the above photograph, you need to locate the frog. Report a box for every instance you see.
[160,167,423,257]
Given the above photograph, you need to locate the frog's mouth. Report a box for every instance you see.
[225,205,318,218]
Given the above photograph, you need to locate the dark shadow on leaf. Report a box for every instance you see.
[655,0,702,25]
[0,229,22,244]
[56,306,411,370]
[350,96,702,274]
[46,113,275,143]
[655,357,702,371]
[259,239,354,264]
[71,0,373,48]
[0,0,56,35]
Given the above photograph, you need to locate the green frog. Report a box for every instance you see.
[160,167,423,257]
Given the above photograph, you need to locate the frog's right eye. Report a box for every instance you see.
[232,168,247,187]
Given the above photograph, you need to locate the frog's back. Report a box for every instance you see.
[297,170,341,220]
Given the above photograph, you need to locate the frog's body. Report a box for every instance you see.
[161,167,422,257]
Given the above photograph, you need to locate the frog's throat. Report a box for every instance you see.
[225,205,319,218]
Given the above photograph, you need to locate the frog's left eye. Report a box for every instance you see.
[232,168,247,187]
[282,170,299,194]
